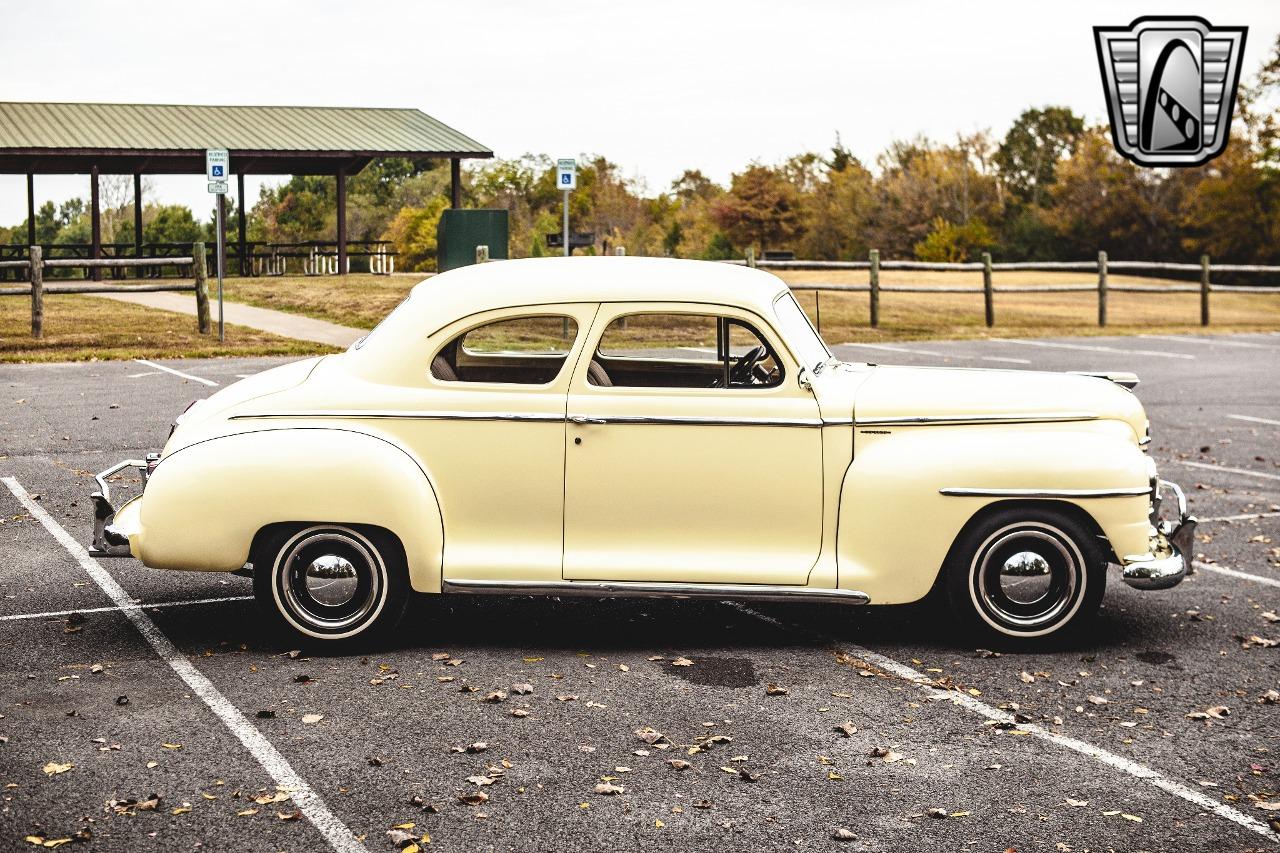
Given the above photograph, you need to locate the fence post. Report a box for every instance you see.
[869,249,880,328]
[1200,254,1210,326]
[193,241,211,335]
[475,245,489,264]
[745,247,756,268]
[1097,250,1108,327]
[981,252,994,327]
[30,245,43,339]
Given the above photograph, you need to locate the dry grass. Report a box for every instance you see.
[0,293,334,363]
[779,269,1280,343]
[220,273,422,330]
[218,267,1280,344]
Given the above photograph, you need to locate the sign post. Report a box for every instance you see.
[556,159,576,258]
[205,148,230,342]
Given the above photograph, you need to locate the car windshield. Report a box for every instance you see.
[773,292,831,368]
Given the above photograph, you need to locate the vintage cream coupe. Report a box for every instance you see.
[89,257,1195,645]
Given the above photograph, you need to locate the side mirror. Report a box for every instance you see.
[797,368,813,392]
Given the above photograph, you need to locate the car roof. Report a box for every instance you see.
[407,256,789,327]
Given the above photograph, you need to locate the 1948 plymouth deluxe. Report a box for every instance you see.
[89,257,1195,645]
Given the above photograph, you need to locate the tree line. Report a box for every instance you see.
[6,36,1278,272]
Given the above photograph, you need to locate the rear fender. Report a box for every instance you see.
[133,427,445,593]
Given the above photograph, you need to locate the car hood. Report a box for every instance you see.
[851,365,1148,439]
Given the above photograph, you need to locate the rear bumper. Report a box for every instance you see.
[1120,478,1197,591]
[89,456,154,558]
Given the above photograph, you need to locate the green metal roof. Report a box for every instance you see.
[0,102,491,174]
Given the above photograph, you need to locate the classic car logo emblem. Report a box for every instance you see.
[1093,16,1247,167]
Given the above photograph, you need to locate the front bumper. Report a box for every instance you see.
[1120,478,1197,590]
[89,456,155,558]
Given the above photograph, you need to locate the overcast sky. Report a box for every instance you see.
[1,0,1278,226]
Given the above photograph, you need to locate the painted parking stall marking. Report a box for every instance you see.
[836,342,1033,364]
[1228,414,1280,427]
[1143,334,1280,350]
[0,595,254,623]
[1194,560,1280,589]
[728,602,1280,844]
[994,338,1196,360]
[1,476,369,853]
[1175,459,1280,483]
[133,358,219,387]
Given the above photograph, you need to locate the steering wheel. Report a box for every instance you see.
[729,344,768,386]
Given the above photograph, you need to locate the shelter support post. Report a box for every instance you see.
[134,174,143,279]
[237,173,247,276]
[336,167,347,276]
[450,158,461,208]
[90,166,101,282]
[25,174,35,282]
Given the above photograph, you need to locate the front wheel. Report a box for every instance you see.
[253,524,409,646]
[944,507,1107,644]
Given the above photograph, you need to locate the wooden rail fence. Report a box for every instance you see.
[736,249,1280,331]
[0,243,210,338]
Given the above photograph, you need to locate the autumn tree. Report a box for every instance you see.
[711,165,803,253]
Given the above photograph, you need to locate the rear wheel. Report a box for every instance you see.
[945,507,1107,644]
[253,524,408,646]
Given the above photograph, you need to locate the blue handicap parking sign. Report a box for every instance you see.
[560,173,570,185]
[212,165,224,177]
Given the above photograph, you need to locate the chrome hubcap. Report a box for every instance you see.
[974,527,1080,631]
[276,529,384,634]
[999,550,1053,605]
[304,554,360,607]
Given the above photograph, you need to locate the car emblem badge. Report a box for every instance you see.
[1094,16,1247,167]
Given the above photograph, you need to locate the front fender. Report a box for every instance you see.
[839,422,1150,603]
[132,427,445,593]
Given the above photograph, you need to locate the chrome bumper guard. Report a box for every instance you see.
[89,455,156,558]
[1121,478,1197,591]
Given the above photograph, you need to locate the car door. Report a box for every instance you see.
[562,303,824,585]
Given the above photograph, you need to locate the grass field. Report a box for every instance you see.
[222,268,1280,342]
[2,265,1277,363]
[0,293,335,363]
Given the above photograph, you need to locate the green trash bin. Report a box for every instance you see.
[436,209,509,272]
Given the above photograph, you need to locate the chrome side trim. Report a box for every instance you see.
[231,410,565,423]
[567,414,824,428]
[939,486,1151,499]
[442,578,870,605]
[858,411,1099,426]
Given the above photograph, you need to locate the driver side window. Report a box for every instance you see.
[589,312,782,389]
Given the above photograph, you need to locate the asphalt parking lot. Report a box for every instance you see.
[1,334,1278,852]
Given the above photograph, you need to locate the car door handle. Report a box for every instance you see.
[569,415,607,425]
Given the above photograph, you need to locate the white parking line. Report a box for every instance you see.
[1143,334,1280,350]
[1228,414,1280,428]
[1199,511,1280,524]
[979,355,1033,364]
[995,338,1196,360]
[133,359,219,387]
[729,602,1280,844]
[127,371,161,378]
[1194,561,1280,590]
[1,477,367,853]
[0,595,253,623]
[837,343,974,359]
[1175,459,1280,482]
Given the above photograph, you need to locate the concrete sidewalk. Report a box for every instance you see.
[90,290,365,348]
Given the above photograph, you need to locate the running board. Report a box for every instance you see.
[441,578,870,605]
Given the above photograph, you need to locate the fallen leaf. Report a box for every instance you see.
[237,808,258,817]
[161,743,181,750]
[834,722,857,738]
[926,807,948,819]
[634,727,668,745]
[1262,611,1279,623]
[556,694,578,702]
[1254,801,1280,811]
[465,742,487,753]
[1121,813,1143,822]
[387,828,417,846]
[1018,671,1035,684]
[1063,798,1088,808]
[594,782,625,795]
[301,713,323,724]
[41,762,72,776]
[668,759,691,771]
[833,828,857,841]
[1259,690,1280,705]
[738,768,761,782]
[511,683,533,695]
[765,683,788,696]
[671,657,693,667]
[511,708,530,718]
[483,691,507,703]
[1087,695,1108,705]
[458,791,489,806]
[467,776,495,786]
